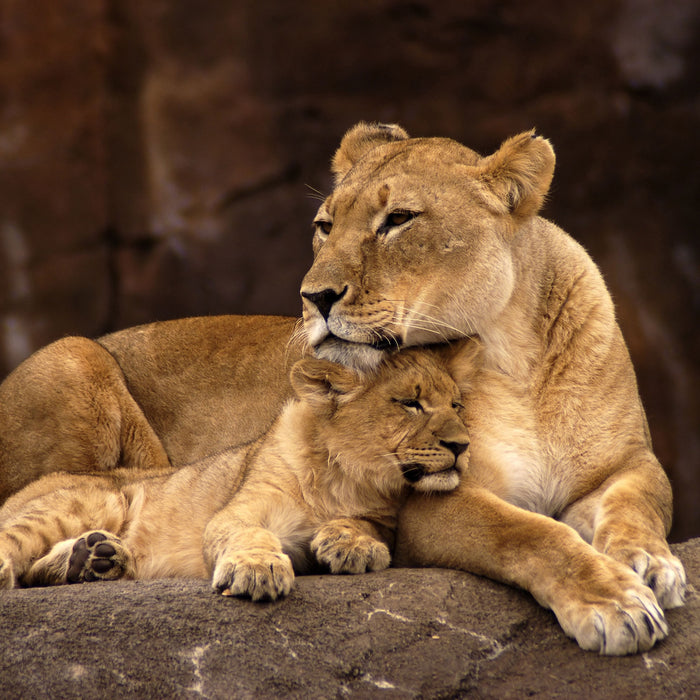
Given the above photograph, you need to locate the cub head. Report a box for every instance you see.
[290,345,476,495]
[301,121,555,370]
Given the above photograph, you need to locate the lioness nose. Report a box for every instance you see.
[440,440,469,458]
[301,287,347,320]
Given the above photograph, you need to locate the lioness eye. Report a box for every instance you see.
[452,401,464,411]
[377,210,419,236]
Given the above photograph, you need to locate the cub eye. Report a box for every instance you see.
[314,220,332,236]
[394,398,424,413]
[452,401,464,411]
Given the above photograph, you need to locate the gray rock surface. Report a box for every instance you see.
[1,539,697,698]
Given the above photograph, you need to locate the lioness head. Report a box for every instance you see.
[301,121,555,370]
[290,347,473,494]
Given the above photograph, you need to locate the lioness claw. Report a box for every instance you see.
[558,581,668,655]
[627,550,687,609]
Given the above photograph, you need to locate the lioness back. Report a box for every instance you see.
[0,315,301,501]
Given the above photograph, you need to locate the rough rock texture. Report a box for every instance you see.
[0,1,698,541]
[0,539,698,698]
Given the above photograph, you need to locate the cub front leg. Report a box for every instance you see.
[204,502,295,602]
[396,484,668,655]
[311,518,391,574]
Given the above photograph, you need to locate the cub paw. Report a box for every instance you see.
[623,548,687,609]
[0,556,15,589]
[554,560,668,655]
[67,531,132,584]
[212,551,294,601]
[311,523,391,574]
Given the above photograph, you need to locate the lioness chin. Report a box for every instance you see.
[0,122,686,655]
[0,350,470,602]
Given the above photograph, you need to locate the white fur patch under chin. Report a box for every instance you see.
[412,470,460,493]
[303,318,328,347]
[314,338,386,372]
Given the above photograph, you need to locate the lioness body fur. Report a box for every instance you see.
[0,123,686,654]
[0,351,470,600]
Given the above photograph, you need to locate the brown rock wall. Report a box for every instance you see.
[0,0,698,537]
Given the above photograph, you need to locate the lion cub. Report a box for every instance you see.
[0,348,471,600]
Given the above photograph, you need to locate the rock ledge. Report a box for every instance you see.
[1,540,698,698]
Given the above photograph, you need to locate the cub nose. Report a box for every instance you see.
[301,286,347,320]
[440,440,469,458]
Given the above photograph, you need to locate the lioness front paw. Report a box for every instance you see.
[66,531,132,583]
[212,551,294,601]
[554,562,668,655]
[311,523,391,574]
[622,548,687,609]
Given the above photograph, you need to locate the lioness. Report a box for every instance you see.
[0,123,686,654]
[0,350,470,599]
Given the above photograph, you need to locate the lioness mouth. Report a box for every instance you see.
[321,333,399,352]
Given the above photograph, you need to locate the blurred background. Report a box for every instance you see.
[0,0,698,540]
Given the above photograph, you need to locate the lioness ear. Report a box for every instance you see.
[473,130,555,219]
[331,122,410,184]
[290,358,361,411]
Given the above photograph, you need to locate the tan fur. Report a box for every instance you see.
[0,123,686,654]
[0,315,303,501]
[299,122,686,654]
[0,350,470,602]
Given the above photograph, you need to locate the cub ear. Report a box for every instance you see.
[290,358,361,411]
[331,122,410,184]
[473,130,555,220]
[444,339,483,393]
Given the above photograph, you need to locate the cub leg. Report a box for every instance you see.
[203,495,298,602]
[395,483,668,656]
[22,531,134,586]
[561,456,686,609]
[0,484,127,589]
[311,518,391,574]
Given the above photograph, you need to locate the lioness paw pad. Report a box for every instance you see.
[212,551,294,602]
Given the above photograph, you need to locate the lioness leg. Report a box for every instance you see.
[395,483,667,655]
[0,336,171,502]
[560,456,686,609]
[0,483,128,588]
